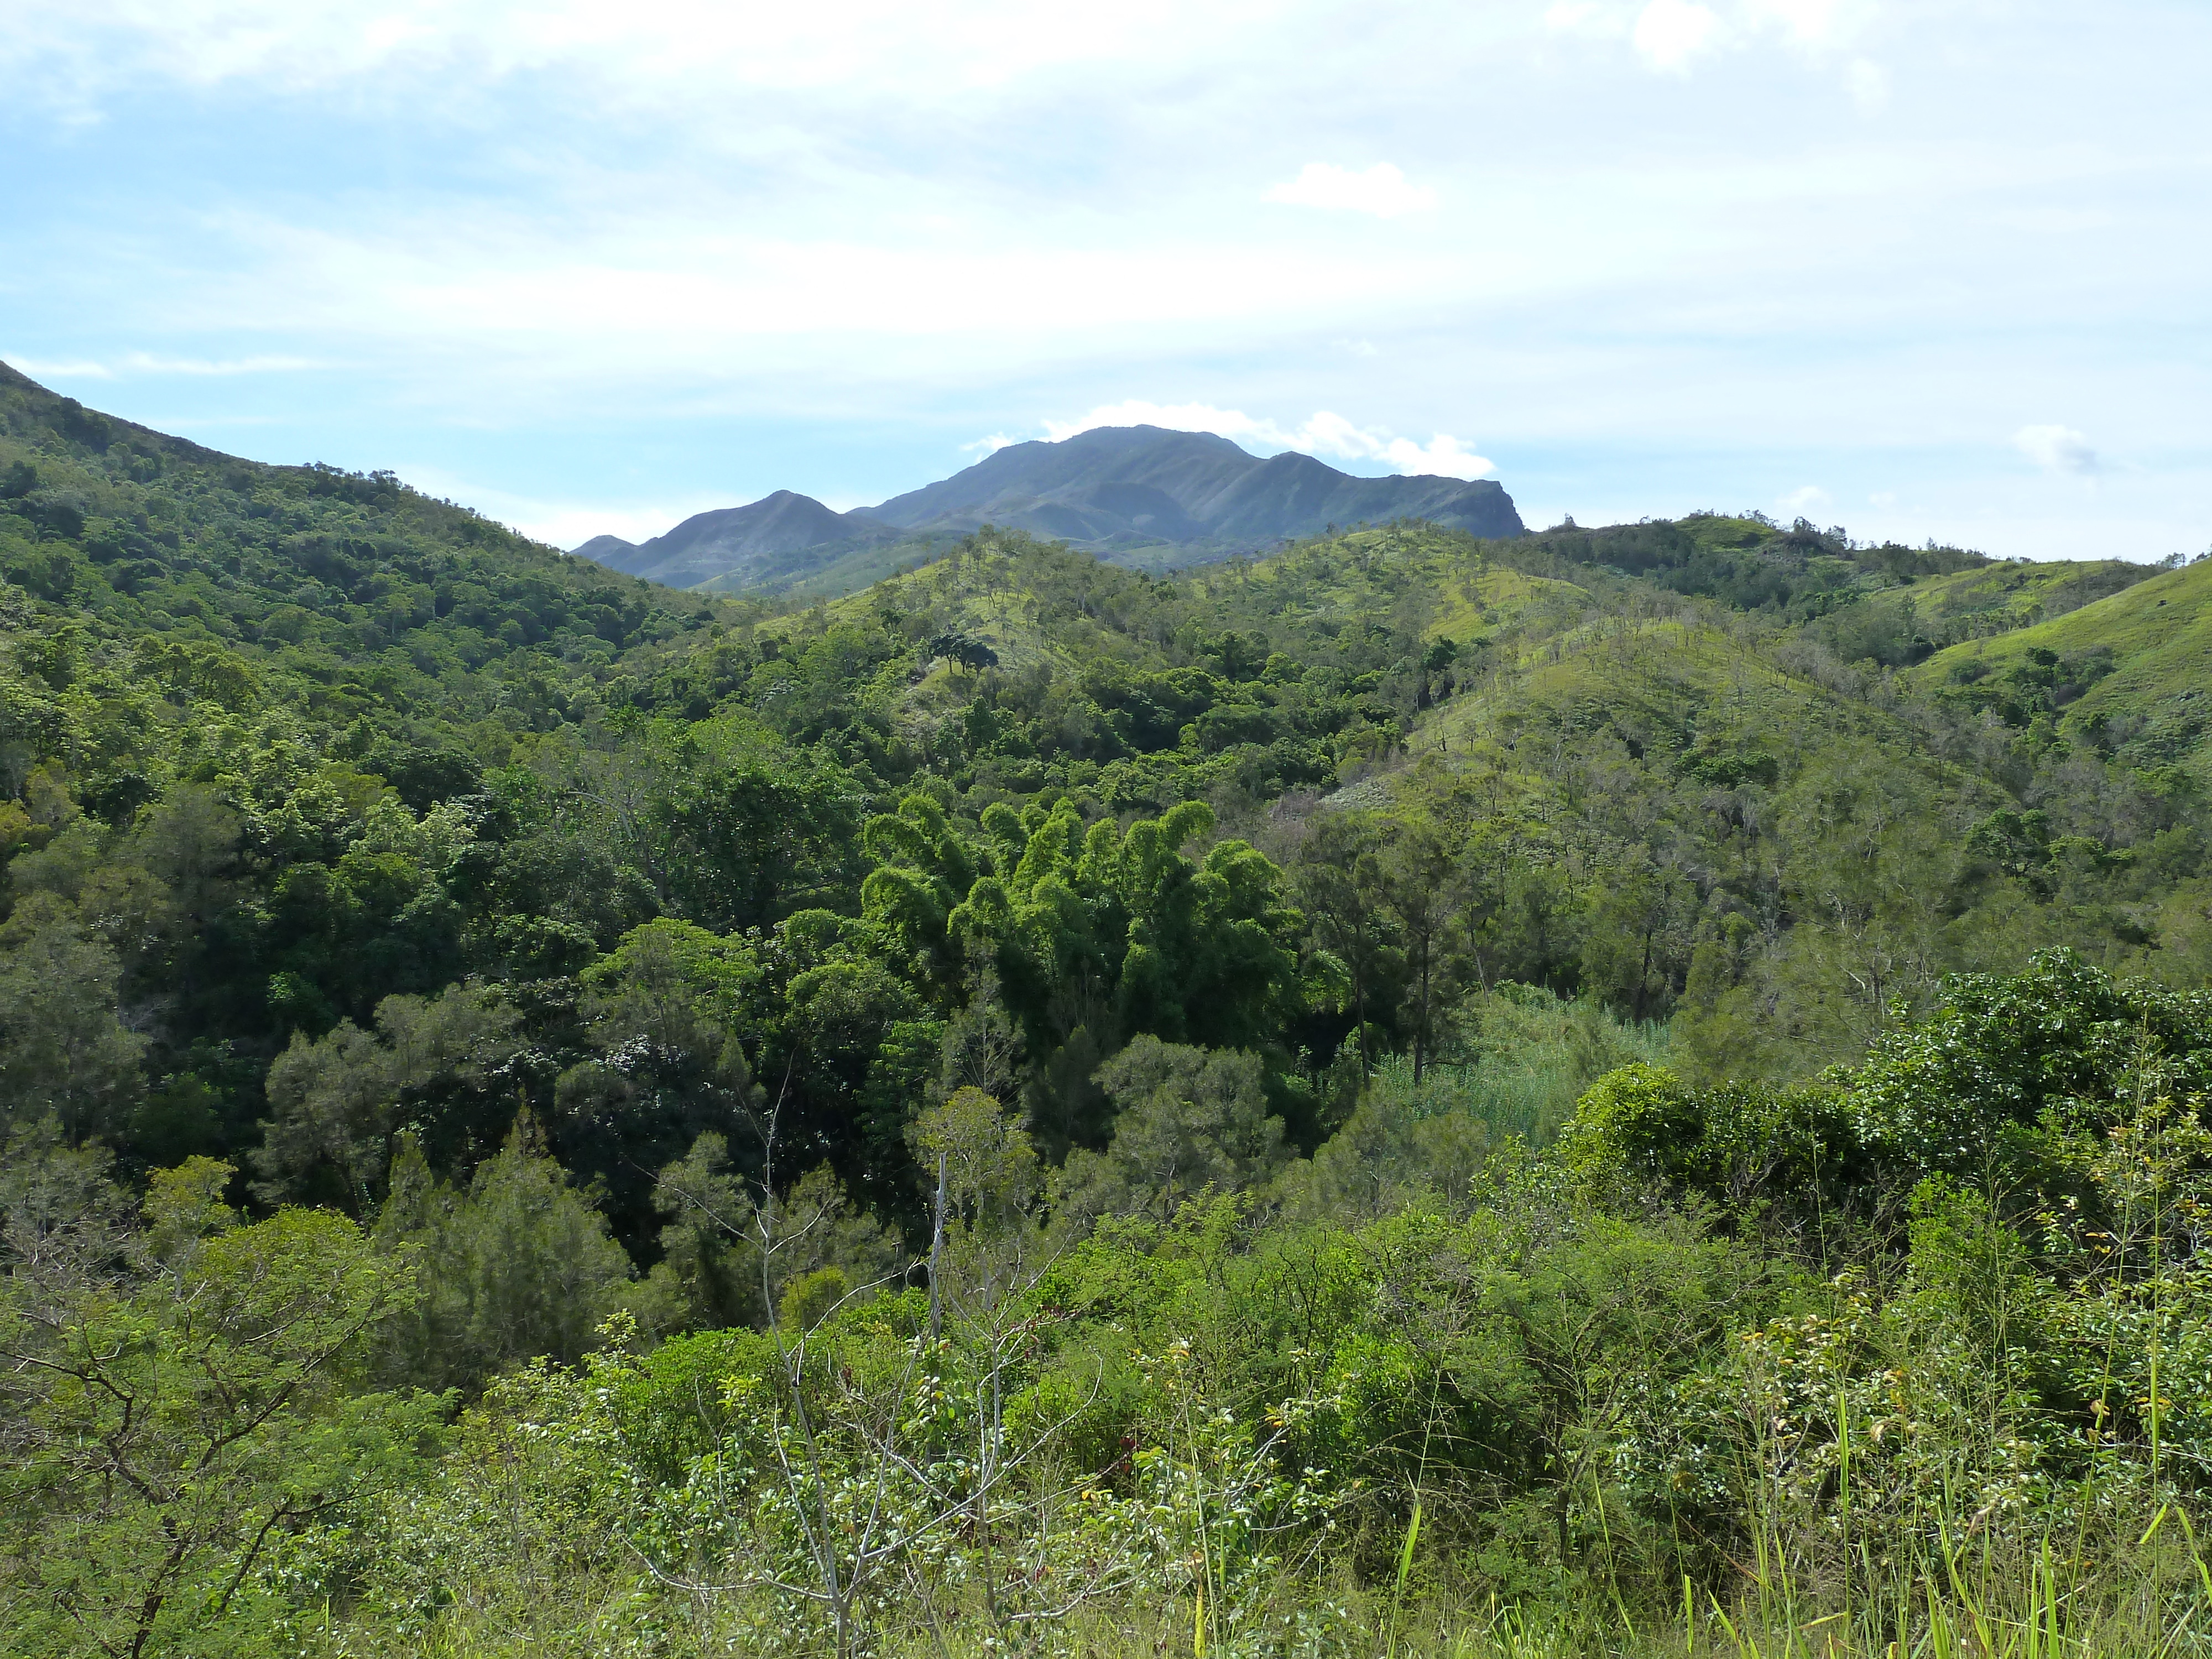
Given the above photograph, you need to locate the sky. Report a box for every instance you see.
[2,0,2207,561]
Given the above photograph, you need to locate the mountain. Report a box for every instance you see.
[869,425,1524,547]
[570,533,639,566]
[572,425,1526,591]
[588,490,904,589]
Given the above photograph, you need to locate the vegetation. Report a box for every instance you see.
[5,362,2212,1655]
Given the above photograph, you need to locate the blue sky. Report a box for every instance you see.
[3,0,2206,560]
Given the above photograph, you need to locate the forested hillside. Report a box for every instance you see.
[6,364,2212,1657]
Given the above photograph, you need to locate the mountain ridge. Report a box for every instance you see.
[594,491,904,589]
[573,424,1526,591]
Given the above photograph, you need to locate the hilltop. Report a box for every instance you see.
[867,424,1524,549]
[582,491,922,591]
[571,423,1526,592]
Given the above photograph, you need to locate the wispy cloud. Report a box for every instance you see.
[1843,56,1887,111]
[1633,0,1720,71]
[1547,0,1879,88]
[1778,483,1830,514]
[0,0,1263,108]
[1039,400,1494,480]
[4,350,319,380]
[961,433,1018,455]
[1745,0,1848,46]
[2013,424,2099,476]
[123,352,322,374]
[1262,162,1436,218]
[2,0,2199,565]
[5,354,117,379]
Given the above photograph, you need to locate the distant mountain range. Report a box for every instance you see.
[575,425,1525,591]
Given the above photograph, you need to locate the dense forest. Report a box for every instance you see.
[4,359,2212,1656]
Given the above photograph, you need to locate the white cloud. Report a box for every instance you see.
[1744,0,1843,45]
[1040,400,1495,480]
[5,350,319,379]
[1263,163,1436,219]
[1992,207,2113,235]
[123,352,322,374]
[3,354,116,379]
[1778,483,1830,514]
[2013,424,2099,475]
[1633,0,1720,71]
[1378,432,1495,476]
[193,218,1428,354]
[1550,0,1876,86]
[961,433,1018,455]
[515,501,687,549]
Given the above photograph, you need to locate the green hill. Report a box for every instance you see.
[7,368,2212,1659]
[0,359,759,772]
[1912,554,2212,785]
[728,513,2208,1078]
[6,355,2203,1179]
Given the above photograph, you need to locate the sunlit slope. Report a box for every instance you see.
[1397,599,1968,807]
[1912,557,2212,782]
[1241,526,1908,776]
[1222,524,1585,641]
[1895,557,2154,637]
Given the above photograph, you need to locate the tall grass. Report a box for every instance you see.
[1369,982,1673,1147]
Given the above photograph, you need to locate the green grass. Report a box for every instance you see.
[1358,985,1674,1147]
[288,1549,2209,1657]
[1896,557,2153,636]
[1915,557,2212,784]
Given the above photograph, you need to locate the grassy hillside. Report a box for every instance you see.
[1914,554,2212,785]
[1898,552,2151,633]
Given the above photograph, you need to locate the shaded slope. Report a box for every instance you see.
[570,533,639,567]
[586,491,900,588]
[868,426,1255,531]
[1199,449,1519,541]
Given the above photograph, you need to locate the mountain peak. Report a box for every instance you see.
[577,491,897,587]
[868,424,1521,552]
